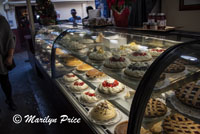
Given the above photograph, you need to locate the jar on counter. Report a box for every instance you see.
[148,13,156,23]
[157,13,166,30]
[150,22,158,30]
[143,22,150,29]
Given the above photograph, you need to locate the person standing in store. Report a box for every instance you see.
[83,6,94,20]
[0,14,16,111]
[68,9,82,23]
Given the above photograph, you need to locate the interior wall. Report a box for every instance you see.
[162,0,200,32]
[54,1,95,20]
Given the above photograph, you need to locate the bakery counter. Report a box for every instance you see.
[34,25,200,134]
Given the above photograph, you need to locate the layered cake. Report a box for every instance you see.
[111,46,132,57]
[65,57,83,67]
[175,81,200,109]
[104,55,130,69]
[163,113,200,134]
[90,100,116,121]
[76,64,93,72]
[127,51,152,62]
[68,41,86,50]
[164,63,185,73]
[63,73,78,82]
[145,98,167,118]
[70,80,88,92]
[80,89,100,104]
[114,121,152,134]
[98,79,125,95]
[86,69,106,79]
[148,47,165,57]
[89,48,112,62]
[124,61,152,78]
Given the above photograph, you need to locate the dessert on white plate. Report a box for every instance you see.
[148,47,165,57]
[104,55,130,70]
[124,61,152,79]
[63,73,78,82]
[70,80,88,92]
[98,79,125,95]
[89,48,112,62]
[80,89,100,104]
[127,50,152,62]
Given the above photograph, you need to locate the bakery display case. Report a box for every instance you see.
[34,25,200,134]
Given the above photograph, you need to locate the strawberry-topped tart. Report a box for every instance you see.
[104,55,130,69]
[63,73,78,82]
[127,50,152,62]
[80,89,100,104]
[70,80,88,92]
[98,79,125,95]
[148,47,165,57]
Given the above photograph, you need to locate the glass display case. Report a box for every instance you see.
[35,26,200,134]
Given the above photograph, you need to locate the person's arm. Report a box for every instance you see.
[5,48,15,65]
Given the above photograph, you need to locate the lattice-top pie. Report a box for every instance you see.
[164,63,185,73]
[175,81,200,109]
[145,98,167,118]
[163,113,200,134]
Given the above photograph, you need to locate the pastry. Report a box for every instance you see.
[90,100,116,121]
[122,42,139,51]
[96,33,104,43]
[88,48,112,62]
[124,61,152,78]
[114,121,152,134]
[164,63,185,73]
[175,81,200,109]
[56,48,64,55]
[65,57,83,67]
[86,69,106,79]
[174,58,199,65]
[63,73,78,82]
[111,46,132,57]
[68,41,86,50]
[124,90,136,99]
[81,39,94,44]
[155,73,166,87]
[76,64,93,72]
[70,80,88,92]
[163,113,200,134]
[104,55,130,69]
[150,121,162,134]
[98,79,125,95]
[148,47,165,57]
[80,89,100,103]
[127,51,152,62]
[145,98,167,118]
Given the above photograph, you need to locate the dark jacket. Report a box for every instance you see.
[0,15,15,74]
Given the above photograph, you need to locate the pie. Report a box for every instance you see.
[145,98,167,118]
[148,47,165,57]
[150,121,162,134]
[164,63,185,73]
[86,69,106,79]
[104,55,130,69]
[65,57,83,67]
[127,51,152,62]
[163,113,200,134]
[114,121,152,134]
[174,58,198,65]
[175,81,200,109]
[76,63,93,72]
[90,100,116,121]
